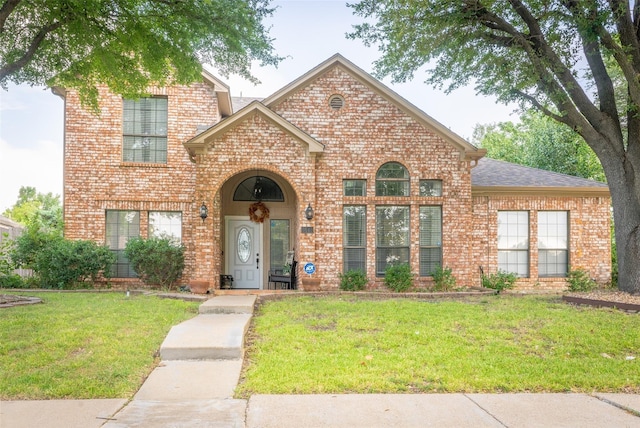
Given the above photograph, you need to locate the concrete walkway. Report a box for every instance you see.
[2,294,640,427]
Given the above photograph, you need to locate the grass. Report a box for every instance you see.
[236,295,640,396]
[0,291,199,400]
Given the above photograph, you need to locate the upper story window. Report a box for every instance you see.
[376,162,409,196]
[123,97,168,164]
[419,179,443,197]
[343,179,366,196]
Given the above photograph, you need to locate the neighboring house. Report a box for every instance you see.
[55,54,611,291]
[0,215,32,277]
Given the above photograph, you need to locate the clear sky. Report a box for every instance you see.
[0,0,516,213]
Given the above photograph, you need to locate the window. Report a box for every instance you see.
[419,180,443,197]
[270,219,290,271]
[106,211,140,278]
[376,206,409,276]
[376,162,409,196]
[343,180,366,196]
[149,211,182,244]
[419,206,442,276]
[343,206,366,273]
[497,211,529,277]
[234,176,284,202]
[123,97,168,163]
[538,211,569,276]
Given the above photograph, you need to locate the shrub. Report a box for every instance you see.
[384,263,414,292]
[125,236,185,289]
[430,265,456,291]
[338,270,368,291]
[481,270,517,293]
[34,237,115,289]
[567,268,597,292]
[0,273,25,288]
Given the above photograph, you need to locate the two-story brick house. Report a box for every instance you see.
[56,54,611,291]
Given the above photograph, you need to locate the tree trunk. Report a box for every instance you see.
[604,157,640,294]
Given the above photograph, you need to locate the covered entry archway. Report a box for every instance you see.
[219,170,299,289]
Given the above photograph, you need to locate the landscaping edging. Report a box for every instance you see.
[562,295,640,313]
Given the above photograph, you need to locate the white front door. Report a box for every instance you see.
[225,217,263,289]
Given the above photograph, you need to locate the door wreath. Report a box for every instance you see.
[249,201,270,223]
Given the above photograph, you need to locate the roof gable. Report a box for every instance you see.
[263,53,486,162]
[183,101,324,159]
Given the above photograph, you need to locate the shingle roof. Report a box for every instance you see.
[472,158,608,189]
[231,97,263,112]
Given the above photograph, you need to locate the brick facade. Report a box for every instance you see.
[60,55,611,291]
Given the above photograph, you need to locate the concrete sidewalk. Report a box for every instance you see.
[2,294,639,427]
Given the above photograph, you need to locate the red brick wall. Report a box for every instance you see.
[63,81,220,286]
[472,194,612,290]
[62,64,611,292]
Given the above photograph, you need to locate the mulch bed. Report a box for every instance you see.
[0,294,43,308]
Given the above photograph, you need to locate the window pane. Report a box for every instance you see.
[122,97,168,164]
[376,206,409,247]
[376,206,409,276]
[344,248,366,273]
[149,211,182,243]
[343,180,366,196]
[498,250,529,277]
[270,219,290,271]
[419,206,442,276]
[106,211,139,278]
[376,247,409,276]
[343,206,366,273]
[420,247,442,276]
[498,211,529,249]
[376,162,409,196]
[419,180,443,197]
[343,206,366,246]
[538,211,568,276]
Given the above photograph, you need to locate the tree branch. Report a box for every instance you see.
[0,20,63,80]
[0,0,21,33]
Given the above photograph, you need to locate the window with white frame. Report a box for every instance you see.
[538,211,569,277]
[376,206,410,276]
[419,206,442,276]
[376,162,409,196]
[343,206,366,273]
[497,211,529,277]
[149,211,182,244]
[106,211,140,278]
[123,97,168,163]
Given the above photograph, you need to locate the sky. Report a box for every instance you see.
[0,0,517,213]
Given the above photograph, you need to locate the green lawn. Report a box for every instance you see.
[237,295,640,396]
[0,292,199,400]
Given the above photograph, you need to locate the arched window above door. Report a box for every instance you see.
[233,176,284,202]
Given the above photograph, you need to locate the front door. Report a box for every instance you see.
[225,217,263,289]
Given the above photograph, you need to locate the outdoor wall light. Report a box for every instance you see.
[199,201,208,222]
[305,203,314,220]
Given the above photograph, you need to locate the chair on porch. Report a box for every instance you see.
[268,251,297,290]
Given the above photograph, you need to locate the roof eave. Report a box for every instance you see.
[201,70,232,117]
[472,185,610,197]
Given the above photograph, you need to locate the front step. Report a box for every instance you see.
[160,313,252,360]
[200,295,257,314]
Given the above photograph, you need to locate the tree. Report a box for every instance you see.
[474,111,606,181]
[350,1,640,293]
[2,186,63,235]
[0,0,280,108]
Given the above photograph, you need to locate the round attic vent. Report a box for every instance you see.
[329,95,345,110]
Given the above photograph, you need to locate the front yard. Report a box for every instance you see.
[236,294,640,396]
